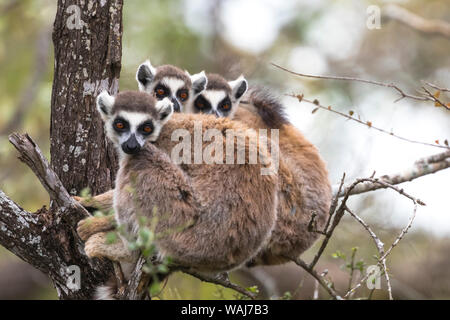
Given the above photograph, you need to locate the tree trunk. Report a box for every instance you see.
[51,0,122,197]
[0,0,123,300]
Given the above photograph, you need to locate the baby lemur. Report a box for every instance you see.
[77,90,278,297]
[184,72,332,265]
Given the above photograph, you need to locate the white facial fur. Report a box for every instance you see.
[96,91,173,158]
[136,60,207,113]
[161,77,185,95]
[116,111,151,146]
[204,90,228,117]
[185,74,247,119]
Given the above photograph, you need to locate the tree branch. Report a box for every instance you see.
[384,4,450,39]
[333,150,450,197]
[272,62,450,111]
[8,133,89,225]
[177,267,258,300]
[291,94,449,150]
[1,133,113,299]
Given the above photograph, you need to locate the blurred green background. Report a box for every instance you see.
[0,0,449,299]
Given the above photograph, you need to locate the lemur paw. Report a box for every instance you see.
[84,232,133,262]
[84,232,108,259]
[77,216,114,241]
[77,217,95,241]
[73,195,91,208]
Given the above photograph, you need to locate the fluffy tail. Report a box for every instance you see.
[94,277,117,300]
[93,272,170,300]
[242,86,290,129]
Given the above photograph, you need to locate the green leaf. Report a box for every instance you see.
[246,286,259,294]
[149,282,161,296]
[157,264,169,273]
[105,232,117,244]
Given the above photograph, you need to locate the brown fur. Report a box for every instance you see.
[241,86,290,129]
[78,111,279,272]
[115,113,278,271]
[112,91,158,117]
[206,73,232,93]
[77,214,115,241]
[233,106,331,265]
[153,65,192,86]
[184,73,331,265]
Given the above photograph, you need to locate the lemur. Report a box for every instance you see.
[183,72,332,266]
[76,90,278,298]
[136,59,207,112]
[74,59,207,213]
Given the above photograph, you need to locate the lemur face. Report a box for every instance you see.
[136,60,207,113]
[96,91,173,156]
[186,73,248,119]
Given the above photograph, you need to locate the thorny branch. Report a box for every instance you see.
[272,62,450,110]
[294,155,433,299]
[175,267,258,300]
[292,94,449,150]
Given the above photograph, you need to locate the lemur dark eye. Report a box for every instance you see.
[139,122,154,136]
[113,119,128,132]
[219,98,232,112]
[194,96,210,111]
[196,100,204,109]
[155,85,168,99]
[143,125,152,134]
[177,90,189,101]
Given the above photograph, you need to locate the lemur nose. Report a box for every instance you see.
[171,97,181,112]
[122,134,141,155]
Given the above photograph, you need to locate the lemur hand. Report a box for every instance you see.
[77,215,115,241]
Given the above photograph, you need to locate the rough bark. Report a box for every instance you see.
[0,0,123,299]
[51,0,121,197]
[4,133,113,299]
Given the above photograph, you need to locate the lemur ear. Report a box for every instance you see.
[228,75,248,101]
[96,90,115,121]
[156,97,174,123]
[189,70,208,95]
[136,60,156,92]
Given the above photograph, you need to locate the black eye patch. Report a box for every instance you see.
[138,121,154,136]
[177,88,189,102]
[194,95,211,113]
[154,84,170,99]
[113,117,129,133]
[218,97,232,113]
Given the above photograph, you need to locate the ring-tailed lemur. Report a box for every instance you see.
[184,72,332,266]
[136,59,207,113]
[77,90,278,299]
[184,73,248,119]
